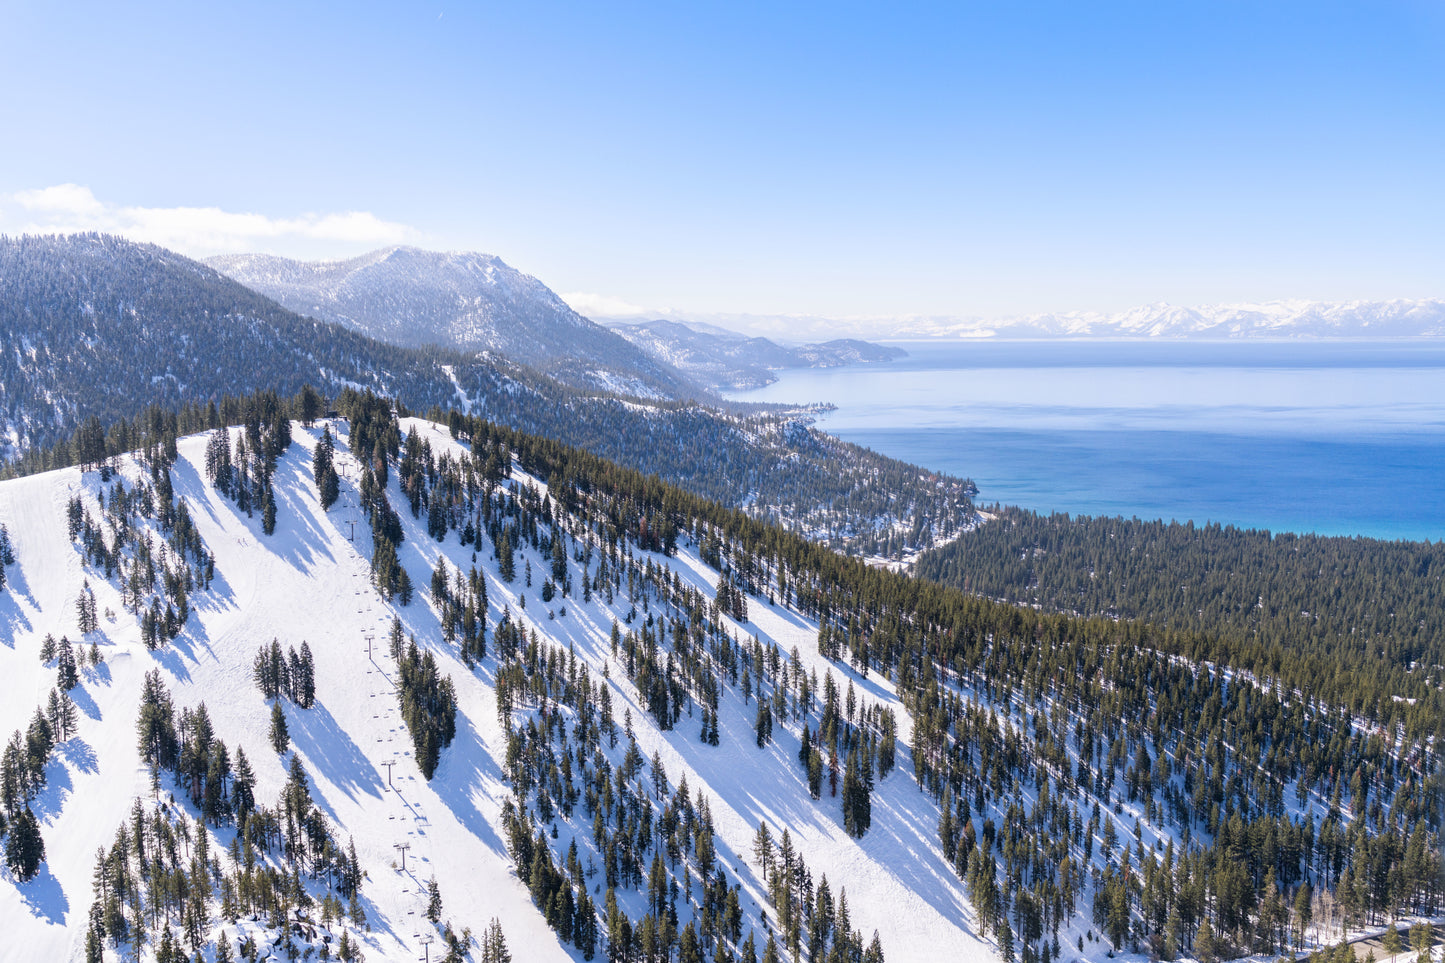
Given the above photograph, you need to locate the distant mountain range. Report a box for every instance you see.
[206,246,701,399]
[596,298,1445,342]
[907,298,1445,340]
[604,319,906,390]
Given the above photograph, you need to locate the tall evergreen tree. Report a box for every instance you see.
[4,805,45,881]
[269,701,289,754]
[56,635,79,690]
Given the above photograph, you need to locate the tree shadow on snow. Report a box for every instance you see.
[82,654,113,685]
[0,577,35,643]
[150,644,195,685]
[864,773,977,930]
[422,711,512,862]
[289,702,386,805]
[173,452,338,578]
[13,863,68,926]
[266,455,342,572]
[0,602,33,644]
[190,562,239,616]
[68,684,104,721]
[56,737,98,776]
[32,748,75,822]
[747,598,818,635]
[167,613,220,666]
[690,697,832,838]
[1,537,40,608]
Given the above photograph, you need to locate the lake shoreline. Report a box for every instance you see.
[728,341,1445,542]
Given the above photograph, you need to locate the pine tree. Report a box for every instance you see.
[754,701,772,748]
[842,750,871,838]
[679,923,703,963]
[753,821,775,883]
[4,805,45,881]
[85,921,104,963]
[269,701,289,754]
[315,425,340,510]
[56,635,79,690]
[77,581,98,634]
[480,917,512,963]
[426,875,444,924]
[1162,906,1181,961]
[1195,921,1216,963]
[499,532,515,582]
[261,479,277,536]
[297,384,324,426]
[298,641,316,708]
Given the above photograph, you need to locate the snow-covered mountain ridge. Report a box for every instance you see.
[206,247,700,400]
[898,298,1445,340]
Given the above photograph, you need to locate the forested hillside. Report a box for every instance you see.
[0,233,462,453]
[0,234,975,556]
[0,390,980,962]
[0,386,1438,962]
[916,507,1445,679]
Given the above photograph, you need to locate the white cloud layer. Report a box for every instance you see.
[559,291,653,319]
[1,184,420,256]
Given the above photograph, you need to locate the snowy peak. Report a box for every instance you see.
[208,247,701,400]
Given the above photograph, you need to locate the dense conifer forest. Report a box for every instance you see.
[917,507,1445,683]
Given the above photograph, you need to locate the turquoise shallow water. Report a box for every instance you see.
[726,341,1445,541]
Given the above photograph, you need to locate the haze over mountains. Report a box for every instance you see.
[604,320,906,391]
[593,299,1445,343]
[908,298,1445,340]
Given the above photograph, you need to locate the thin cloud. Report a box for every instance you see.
[1,184,420,256]
[560,291,653,319]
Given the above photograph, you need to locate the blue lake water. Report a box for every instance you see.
[726,341,1445,541]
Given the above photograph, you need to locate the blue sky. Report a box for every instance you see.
[1,1,1440,323]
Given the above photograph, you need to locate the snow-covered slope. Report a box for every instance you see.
[0,419,987,962]
[207,248,702,400]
